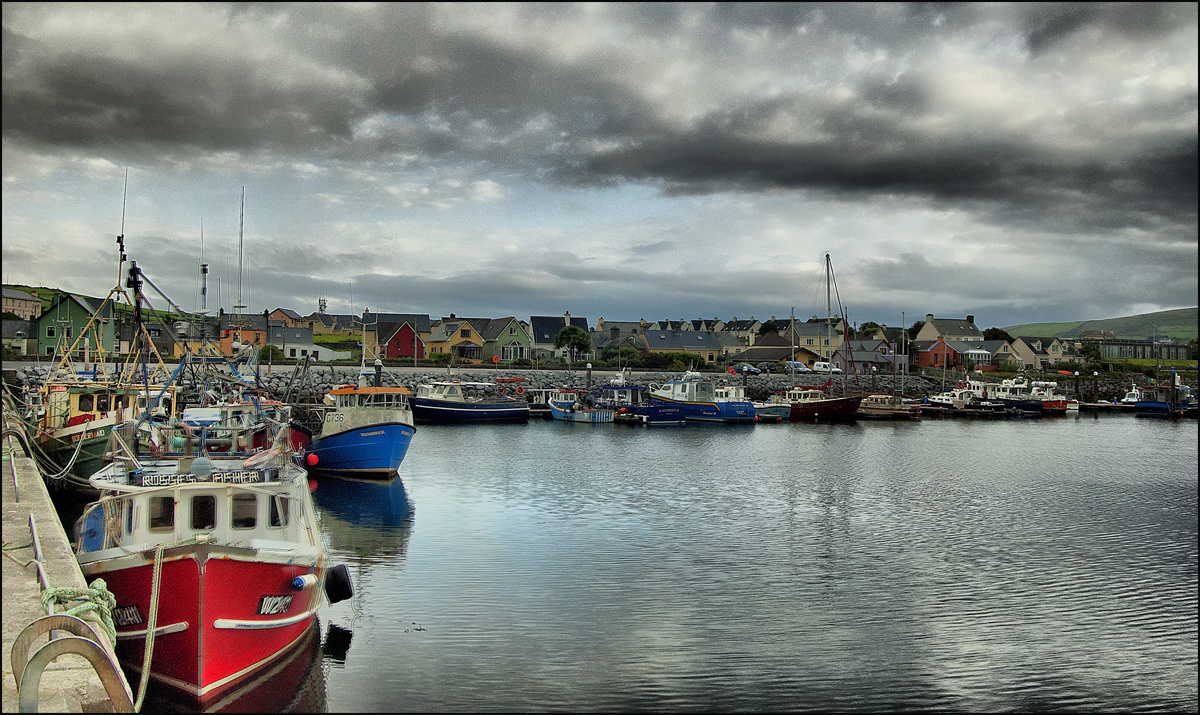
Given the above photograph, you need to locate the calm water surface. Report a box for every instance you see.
[167,414,1200,711]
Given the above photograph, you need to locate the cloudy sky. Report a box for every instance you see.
[3,2,1196,331]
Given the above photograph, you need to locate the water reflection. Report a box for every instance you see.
[311,473,414,558]
[140,620,327,713]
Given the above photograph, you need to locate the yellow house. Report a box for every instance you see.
[425,318,483,362]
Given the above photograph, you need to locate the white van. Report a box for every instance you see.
[812,362,843,374]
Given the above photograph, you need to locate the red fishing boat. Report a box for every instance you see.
[72,421,352,705]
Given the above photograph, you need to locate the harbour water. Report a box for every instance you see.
[134,414,1196,711]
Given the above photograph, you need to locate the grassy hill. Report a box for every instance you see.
[1004,307,1197,343]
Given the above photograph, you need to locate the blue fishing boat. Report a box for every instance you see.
[547,390,616,423]
[409,381,530,423]
[593,382,686,425]
[1134,372,1196,418]
[307,385,416,478]
[648,371,756,424]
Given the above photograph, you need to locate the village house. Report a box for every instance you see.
[3,287,43,320]
[915,314,984,343]
[529,313,591,360]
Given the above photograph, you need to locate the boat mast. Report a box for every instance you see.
[234,187,246,342]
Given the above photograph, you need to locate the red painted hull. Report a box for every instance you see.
[788,395,863,422]
[88,546,323,705]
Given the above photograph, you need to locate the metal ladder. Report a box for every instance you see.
[11,614,135,712]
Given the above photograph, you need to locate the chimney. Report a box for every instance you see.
[966,315,974,325]
[926,313,934,323]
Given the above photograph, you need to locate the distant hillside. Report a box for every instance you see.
[1004,307,1197,343]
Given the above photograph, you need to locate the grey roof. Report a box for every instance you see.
[722,319,760,332]
[3,287,39,302]
[641,329,725,351]
[2,319,34,338]
[1015,336,1060,355]
[928,317,983,339]
[458,317,525,341]
[530,315,589,343]
[272,307,302,320]
[367,312,433,333]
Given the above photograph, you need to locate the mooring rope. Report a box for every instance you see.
[39,578,119,647]
[132,543,166,713]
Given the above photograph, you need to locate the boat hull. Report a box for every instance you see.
[648,396,756,423]
[788,396,862,422]
[80,545,324,705]
[548,402,615,423]
[409,397,530,424]
[308,422,415,478]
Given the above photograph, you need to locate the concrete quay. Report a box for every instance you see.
[2,418,125,712]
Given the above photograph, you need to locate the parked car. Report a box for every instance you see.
[756,361,779,373]
[783,361,812,373]
[812,361,843,374]
[731,363,761,375]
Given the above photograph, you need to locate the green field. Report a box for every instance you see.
[1004,307,1197,342]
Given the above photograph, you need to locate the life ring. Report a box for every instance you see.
[242,447,282,469]
[956,381,965,389]
[515,386,525,395]
[728,367,736,375]
[496,386,506,396]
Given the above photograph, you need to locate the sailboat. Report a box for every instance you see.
[781,254,862,422]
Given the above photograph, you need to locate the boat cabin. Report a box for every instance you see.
[78,459,311,556]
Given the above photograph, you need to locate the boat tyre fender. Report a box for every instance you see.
[515,386,524,396]
[325,563,354,604]
[497,386,506,396]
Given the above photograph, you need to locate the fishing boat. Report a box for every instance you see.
[23,238,181,491]
[547,390,616,423]
[963,378,1044,414]
[1134,372,1196,418]
[409,381,530,423]
[648,371,756,423]
[856,393,921,420]
[306,385,416,478]
[72,420,353,706]
[772,384,862,422]
[592,375,686,425]
[716,384,788,423]
[1116,383,1147,411]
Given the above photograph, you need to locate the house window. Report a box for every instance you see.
[289,348,296,357]
[312,351,318,360]
[46,326,55,338]
[64,326,72,339]
[461,329,471,338]
[148,328,160,338]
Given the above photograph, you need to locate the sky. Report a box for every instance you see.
[3,2,1197,332]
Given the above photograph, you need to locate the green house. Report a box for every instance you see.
[35,294,115,358]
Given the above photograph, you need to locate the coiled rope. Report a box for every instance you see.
[39,578,118,647]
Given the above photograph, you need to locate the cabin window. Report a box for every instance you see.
[96,394,111,412]
[191,495,216,531]
[232,493,257,529]
[78,394,95,412]
[270,496,290,527]
[149,496,175,532]
[125,500,134,535]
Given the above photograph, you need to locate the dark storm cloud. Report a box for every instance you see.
[1021,2,1194,54]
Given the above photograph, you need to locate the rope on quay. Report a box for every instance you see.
[40,579,119,648]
